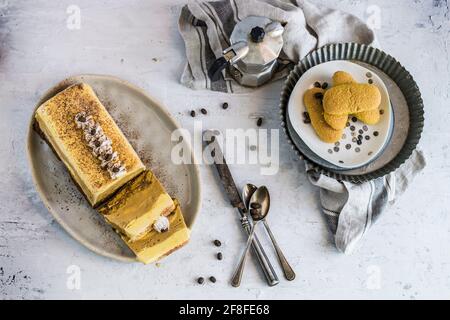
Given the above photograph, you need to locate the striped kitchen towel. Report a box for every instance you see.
[178,0,375,93]
[307,150,426,254]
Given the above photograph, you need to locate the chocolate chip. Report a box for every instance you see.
[365,135,370,140]
[352,117,357,122]
[257,117,263,127]
[314,92,324,100]
[197,277,205,284]
[374,131,379,137]
[217,252,223,260]
[209,276,217,283]
[201,108,207,115]
[346,144,352,150]
[222,102,229,109]
[213,240,221,247]
[321,82,328,89]
[314,82,321,88]
[190,110,196,117]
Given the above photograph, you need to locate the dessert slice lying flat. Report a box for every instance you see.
[98,170,175,242]
[34,83,145,207]
[124,200,190,264]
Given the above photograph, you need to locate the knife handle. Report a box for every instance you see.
[240,214,279,286]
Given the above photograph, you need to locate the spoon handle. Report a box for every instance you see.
[263,220,296,281]
[231,222,258,287]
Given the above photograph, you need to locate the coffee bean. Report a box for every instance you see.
[368,79,374,84]
[355,147,361,153]
[368,151,373,156]
[314,92,324,100]
[321,82,328,89]
[257,117,263,127]
[374,131,379,137]
[217,252,223,260]
[366,72,373,78]
[352,117,357,122]
[357,140,362,146]
[250,203,261,209]
[211,150,215,157]
[222,102,229,109]
[190,110,196,117]
[314,81,321,88]
[335,142,340,146]
[350,126,356,131]
[213,240,221,247]
[303,112,311,124]
[359,129,364,134]
[346,144,351,150]
[334,147,340,152]
[209,276,217,283]
[197,277,205,284]
[365,135,370,140]
[352,138,357,143]
[328,149,333,154]
[201,108,208,115]
[358,135,363,140]
[339,160,344,164]
[363,125,368,131]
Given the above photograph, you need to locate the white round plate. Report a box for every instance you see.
[288,61,393,170]
[27,75,202,263]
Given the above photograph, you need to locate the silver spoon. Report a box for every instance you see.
[243,184,296,281]
[231,186,270,287]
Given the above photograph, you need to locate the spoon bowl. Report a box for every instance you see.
[242,183,257,210]
[248,186,270,221]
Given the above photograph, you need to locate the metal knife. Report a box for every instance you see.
[203,130,279,287]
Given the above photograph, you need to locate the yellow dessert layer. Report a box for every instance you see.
[35,83,145,206]
[125,200,190,264]
[98,170,175,241]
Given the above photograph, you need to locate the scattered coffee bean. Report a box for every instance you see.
[303,112,311,124]
[359,129,364,134]
[217,252,223,260]
[257,117,263,127]
[222,102,229,110]
[339,160,344,164]
[209,276,217,283]
[251,203,261,209]
[355,147,361,153]
[328,149,333,154]
[350,126,356,131]
[346,144,352,150]
[368,151,373,156]
[335,142,340,146]
[358,135,363,140]
[366,72,373,78]
[321,82,329,89]
[363,125,368,131]
[357,140,362,146]
[374,131,379,137]
[314,92,324,100]
[365,135,370,140]
[352,137,357,143]
[368,79,374,84]
[197,277,205,284]
[379,109,384,115]
[352,117,357,122]
[314,81,321,88]
[211,150,215,157]
[334,147,340,152]
[214,240,221,247]
[190,110,196,117]
[201,108,208,115]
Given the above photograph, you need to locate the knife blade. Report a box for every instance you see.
[203,130,279,286]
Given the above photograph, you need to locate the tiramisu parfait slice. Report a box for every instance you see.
[34,83,145,207]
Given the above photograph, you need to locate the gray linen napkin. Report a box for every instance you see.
[178,0,375,93]
[178,0,426,253]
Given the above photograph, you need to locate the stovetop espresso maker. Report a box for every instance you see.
[208,16,285,87]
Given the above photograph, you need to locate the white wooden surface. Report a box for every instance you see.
[0,0,449,299]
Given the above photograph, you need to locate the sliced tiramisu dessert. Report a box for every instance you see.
[34,83,145,207]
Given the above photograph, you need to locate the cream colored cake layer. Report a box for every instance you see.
[124,200,190,264]
[98,170,175,241]
[35,83,145,206]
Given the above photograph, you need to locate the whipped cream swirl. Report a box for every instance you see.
[75,112,127,180]
[153,216,170,233]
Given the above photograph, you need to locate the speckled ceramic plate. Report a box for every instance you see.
[280,43,424,183]
[287,60,393,170]
[27,75,202,263]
